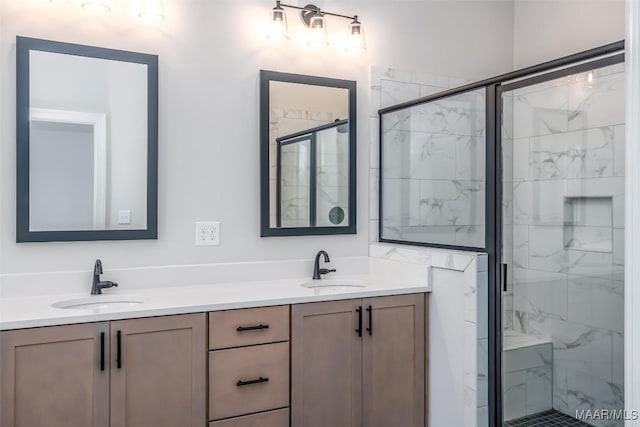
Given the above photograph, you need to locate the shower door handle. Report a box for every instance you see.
[501,264,508,292]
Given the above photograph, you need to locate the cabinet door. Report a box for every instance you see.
[291,299,362,427]
[109,313,206,427]
[362,294,425,427]
[0,322,109,427]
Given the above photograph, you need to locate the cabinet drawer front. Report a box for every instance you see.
[208,408,289,427]
[209,342,290,420]
[209,306,289,350]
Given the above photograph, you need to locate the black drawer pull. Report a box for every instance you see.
[236,376,269,387]
[100,332,105,371]
[366,305,372,336]
[236,324,270,332]
[356,306,362,337]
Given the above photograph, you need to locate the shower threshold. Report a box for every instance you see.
[505,409,591,427]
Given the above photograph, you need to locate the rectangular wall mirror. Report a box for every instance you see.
[16,36,158,242]
[260,70,356,236]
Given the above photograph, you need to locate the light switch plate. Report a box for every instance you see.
[195,221,220,246]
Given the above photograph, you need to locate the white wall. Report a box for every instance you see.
[513,0,625,69]
[0,0,514,277]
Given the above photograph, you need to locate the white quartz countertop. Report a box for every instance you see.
[0,274,431,330]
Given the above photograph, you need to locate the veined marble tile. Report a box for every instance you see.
[477,339,488,407]
[369,169,379,221]
[417,180,484,227]
[513,269,568,320]
[528,225,565,273]
[566,368,625,427]
[553,364,569,413]
[512,84,569,139]
[613,229,624,266]
[514,309,553,338]
[565,250,613,278]
[513,225,529,268]
[504,342,552,373]
[464,321,477,390]
[503,138,514,183]
[503,294,514,330]
[455,136,486,181]
[409,70,450,88]
[382,225,458,246]
[530,127,614,180]
[564,196,613,227]
[381,178,419,225]
[381,129,411,179]
[504,371,527,421]
[613,125,625,177]
[502,93,514,141]
[409,132,457,180]
[512,138,530,181]
[370,117,380,169]
[513,180,565,226]
[564,226,613,253]
[503,181,514,227]
[380,79,421,109]
[409,90,486,136]
[567,71,625,132]
[526,366,553,415]
[552,319,613,382]
[565,177,624,229]
[420,84,448,98]
[455,225,485,248]
[368,243,432,265]
[567,275,623,334]
[612,332,624,387]
[381,108,411,134]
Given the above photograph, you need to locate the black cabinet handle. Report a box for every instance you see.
[236,376,269,387]
[100,332,105,371]
[236,324,270,332]
[366,305,372,336]
[356,306,362,337]
[116,330,122,369]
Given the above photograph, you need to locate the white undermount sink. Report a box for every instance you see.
[52,295,146,310]
[301,279,368,289]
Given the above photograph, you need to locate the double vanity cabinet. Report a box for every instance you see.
[0,293,429,427]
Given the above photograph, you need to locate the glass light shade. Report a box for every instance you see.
[268,3,289,41]
[81,0,111,13]
[138,0,165,23]
[346,18,365,53]
[307,14,328,48]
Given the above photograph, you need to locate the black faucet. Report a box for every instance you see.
[312,250,336,280]
[91,259,118,295]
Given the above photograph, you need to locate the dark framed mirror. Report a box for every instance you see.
[16,36,158,242]
[260,70,356,237]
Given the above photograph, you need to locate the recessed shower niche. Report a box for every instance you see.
[563,196,613,253]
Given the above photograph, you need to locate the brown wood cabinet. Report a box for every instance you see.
[0,313,206,427]
[291,293,427,427]
[0,322,110,427]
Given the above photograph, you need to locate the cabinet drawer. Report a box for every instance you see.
[208,408,289,427]
[209,306,289,350]
[209,342,290,420]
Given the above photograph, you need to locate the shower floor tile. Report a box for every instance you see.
[505,409,591,426]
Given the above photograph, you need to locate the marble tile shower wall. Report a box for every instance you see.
[381,91,487,248]
[504,64,625,427]
[269,108,338,227]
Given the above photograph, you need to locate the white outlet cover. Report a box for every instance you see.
[195,221,220,246]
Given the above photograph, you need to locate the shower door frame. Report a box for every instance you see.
[377,40,624,427]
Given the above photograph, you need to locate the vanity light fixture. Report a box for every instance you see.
[137,0,165,23]
[268,1,289,41]
[81,0,111,14]
[267,2,366,52]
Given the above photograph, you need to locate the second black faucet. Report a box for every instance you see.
[312,250,336,280]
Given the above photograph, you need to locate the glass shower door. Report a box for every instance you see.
[501,60,625,426]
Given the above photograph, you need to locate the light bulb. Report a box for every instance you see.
[267,1,289,41]
[307,12,328,48]
[345,16,365,53]
[138,0,165,23]
[81,0,110,13]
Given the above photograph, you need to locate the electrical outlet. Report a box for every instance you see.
[195,221,220,246]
